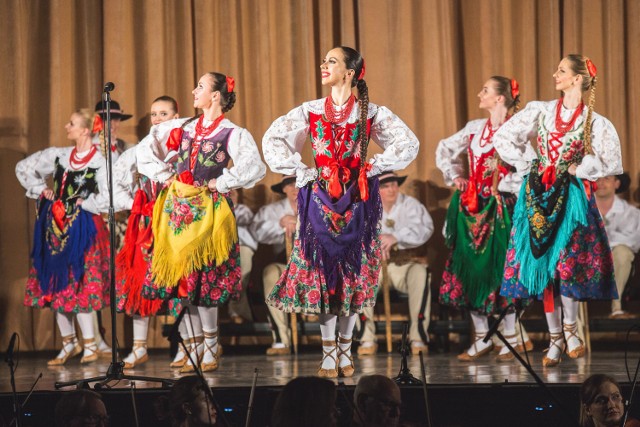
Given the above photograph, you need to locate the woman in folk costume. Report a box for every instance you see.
[494,55,622,367]
[437,76,530,362]
[137,73,266,372]
[112,96,179,369]
[15,108,110,365]
[262,46,419,377]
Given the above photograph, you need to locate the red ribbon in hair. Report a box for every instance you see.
[166,128,183,152]
[585,58,597,78]
[226,76,235,93]
[91,114,103,134]
[358,59,366,81]
[510,79,519,99]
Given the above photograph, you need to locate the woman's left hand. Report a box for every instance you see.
[207,179,217,192]
[75,198,84,206]
[568,164,577,176]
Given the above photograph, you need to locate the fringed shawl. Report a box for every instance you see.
[445,190,511,308]
[151,180,238,288]
[512,165,588,296]
[116,189,162,316]
[297,177,382,294]
[31,198,97,295]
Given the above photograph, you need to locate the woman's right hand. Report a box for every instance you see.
[41,188,54,200]
[453,177,468,192]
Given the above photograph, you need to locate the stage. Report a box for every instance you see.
[2,345,640,426]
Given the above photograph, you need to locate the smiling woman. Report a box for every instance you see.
[493,55,623,368]
[262,45,419,378]
[136,71,266,373]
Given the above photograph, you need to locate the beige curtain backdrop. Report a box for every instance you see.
[1,0,637,351]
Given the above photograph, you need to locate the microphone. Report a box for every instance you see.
[165,306,189,341]
[483,304,513,343]
[103,82,115,92]
[5,332,17,363]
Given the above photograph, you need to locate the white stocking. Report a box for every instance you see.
[55,312,76,337]
[133,316,149,341]
[338,314,357,368]
[198,306,219,364]
[76,312,95,340]
[467,311,491,356]
[319,313,337,370]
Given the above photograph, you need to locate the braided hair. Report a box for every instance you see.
[564,54,597,155]
[338,46,369,167]
[206,72,236,113]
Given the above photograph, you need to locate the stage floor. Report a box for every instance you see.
[3,347,640,426]
[4,346,639,392]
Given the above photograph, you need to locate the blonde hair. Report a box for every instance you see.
[75,108,97,134]
[565,54,597,154]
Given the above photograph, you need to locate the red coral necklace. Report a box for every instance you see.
[555,98,584,134]
[324,95,356,124]
[69,145,97,170]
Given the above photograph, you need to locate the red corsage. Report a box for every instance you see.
[585,58,597,78]
[226,76,235,93]
[167,128,183,152]
[510,79,520,99]
[91,114,103,134]
[358,59,366,81]
[177,170,194,185]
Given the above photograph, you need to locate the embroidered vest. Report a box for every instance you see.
[176,127,233,185]
[308,111,372,191]
[52,158,99,215]
[536,112,585,175]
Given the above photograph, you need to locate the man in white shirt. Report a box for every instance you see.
[358,172,434,355]
[595,173,640,319]
[228,189,258,324]
[250,176,298,354]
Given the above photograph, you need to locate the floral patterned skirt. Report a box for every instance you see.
[141,242,242,317]
[266,231,381,316]
[24,215,111,313]
[439,192,521,314]
[500,193,617,300]
[440,257,520,315]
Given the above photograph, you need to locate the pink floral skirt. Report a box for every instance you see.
[24,215,111,313]
[266,233,381,316]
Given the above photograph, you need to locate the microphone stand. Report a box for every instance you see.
[393,323,421,385]
[5,334,21,427]
[488,308,579,427]
[55,84,172,390]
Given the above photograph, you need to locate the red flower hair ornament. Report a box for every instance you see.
[91,114,103,134]
[358,59,366,81]
[226,76,235,93]
[585,58,597,78]
[510,79,520,99]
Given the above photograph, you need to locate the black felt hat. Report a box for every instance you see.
[94,100,132,121]
[270,175,297,194]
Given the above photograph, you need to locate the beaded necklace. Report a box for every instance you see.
[324,95,356,124]
[554,97,584,134]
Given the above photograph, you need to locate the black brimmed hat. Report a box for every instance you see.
[270,175,297,194]
[378,171,407,186]
[94,100,132,121]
